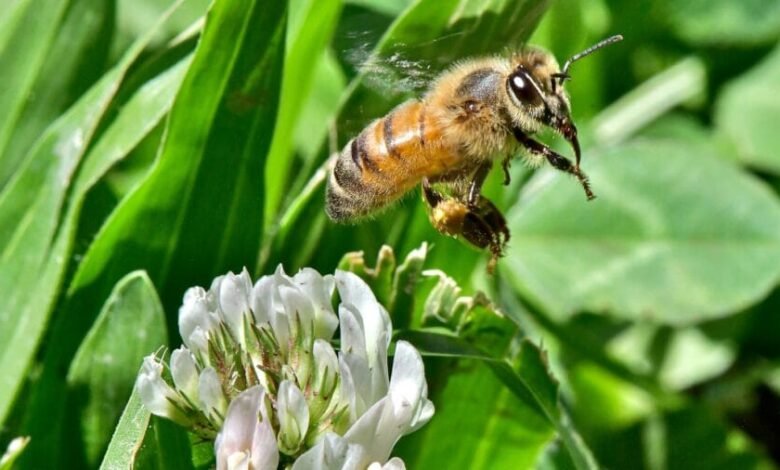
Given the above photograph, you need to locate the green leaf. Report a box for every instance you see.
[114,0,210,53]
[19,0,286,465]
[510,343,600,470]
[502,139,780,324]
[661,0,780,47]
[591,57,707,147]
[402,332,599,470]
[716,45,780,175]
[398,358,556,469]
[264,0,343,225]
[586,405,774,470]
[0,0,114,187]
[0,4,185,428]
[99,389,153,470]
[347,0,414,16]
[99,390,194,470]
[67,271,168,467]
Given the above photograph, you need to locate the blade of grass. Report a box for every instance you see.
[264,0,343,228]
[0,0,114,188]
[0,2,187,427]
[20,0,285,466]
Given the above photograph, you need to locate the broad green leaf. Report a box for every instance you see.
[0,0,114,187]
[503,139,780,324]
[716,45,780,175]
[264,0,343,225]
[99,390,194,470]
[67,271,167,467]
[660,0,780,47]
[0,4,186,428]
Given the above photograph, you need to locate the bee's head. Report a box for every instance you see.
[505,35,623,166]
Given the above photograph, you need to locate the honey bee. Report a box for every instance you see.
[326,35,623,269]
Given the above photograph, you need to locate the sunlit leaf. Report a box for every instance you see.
[716,45,780,175]
[503,139,780,324]
[661,0,780,47]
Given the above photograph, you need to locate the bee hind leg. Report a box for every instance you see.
[422,179,509,273]
[461,197,509,273]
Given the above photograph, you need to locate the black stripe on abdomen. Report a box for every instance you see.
[383,112,401,159]
[351,131,379,172]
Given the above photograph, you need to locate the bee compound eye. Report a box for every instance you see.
[508,71,543,107]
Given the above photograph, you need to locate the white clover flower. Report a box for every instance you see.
[215,386,278,470]
[135,266,434,469]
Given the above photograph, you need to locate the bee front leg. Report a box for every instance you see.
[501,156,511,185]
[512,128,595,200]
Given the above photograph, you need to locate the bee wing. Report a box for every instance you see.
[342,30,472,97]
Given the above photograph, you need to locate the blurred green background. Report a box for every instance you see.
[2,0,780,468]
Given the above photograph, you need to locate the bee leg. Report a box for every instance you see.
[466,162,492,208]
[422,177,460,237]
[501,156,511,185]
[422,177,443,207]
[512,128,595,200]
[461,196,509,273]
[422,179,509,272]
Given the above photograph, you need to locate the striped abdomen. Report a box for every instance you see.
[326,100,461,222]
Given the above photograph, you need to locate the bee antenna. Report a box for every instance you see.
[553,35,623,84]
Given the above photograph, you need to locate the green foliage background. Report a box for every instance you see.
[1,0,780,468]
